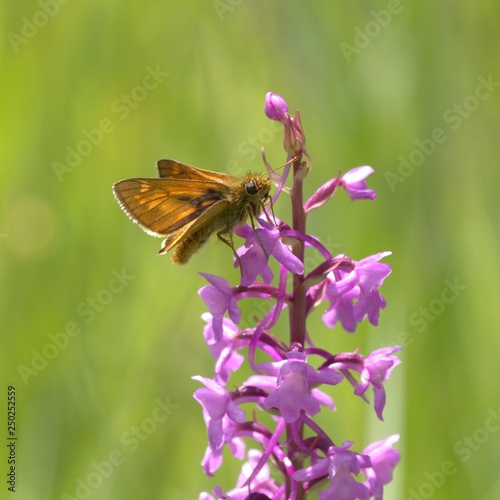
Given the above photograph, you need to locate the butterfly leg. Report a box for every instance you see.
[217,231,243,274]
[262,196,277,226]
[247,209,269,259]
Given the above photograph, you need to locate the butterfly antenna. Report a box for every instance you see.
[264,155,299,177]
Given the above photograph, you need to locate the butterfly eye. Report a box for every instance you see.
[245,181,258,195]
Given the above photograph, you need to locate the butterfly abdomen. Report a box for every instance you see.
[167,201,251,264]
[169,226,214,264]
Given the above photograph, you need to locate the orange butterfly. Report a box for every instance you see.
[112,159,272,264]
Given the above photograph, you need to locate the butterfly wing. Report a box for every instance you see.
[157,159,236,184]
[160,198,231,253]
[112,176,233,237]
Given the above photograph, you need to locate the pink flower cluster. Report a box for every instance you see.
[196,93,401,500]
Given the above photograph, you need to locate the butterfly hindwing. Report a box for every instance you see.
[160,198,231,253]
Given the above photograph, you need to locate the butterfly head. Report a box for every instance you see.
[244,174,271,201]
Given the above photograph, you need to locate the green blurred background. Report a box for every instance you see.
[1,1,499,499]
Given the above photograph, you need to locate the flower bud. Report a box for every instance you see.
[264,92,288,122]
[283,110,306,156]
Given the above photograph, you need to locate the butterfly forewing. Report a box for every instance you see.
[113,176,233,236]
